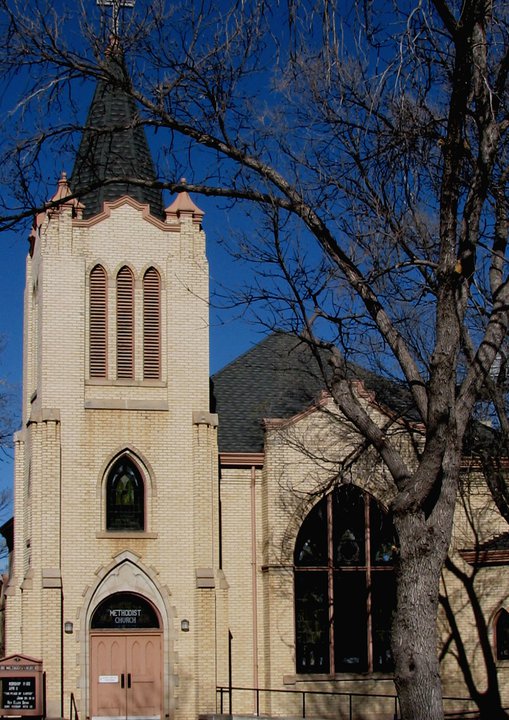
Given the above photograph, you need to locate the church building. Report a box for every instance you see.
[4,37,509,720]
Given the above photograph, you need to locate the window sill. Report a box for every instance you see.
[85,399,168,411]
[96,531,158,539]
[86,379,166,387]
[290,672,394,683]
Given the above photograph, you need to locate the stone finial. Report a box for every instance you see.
[165,179,204,224]
[48,171,84,216]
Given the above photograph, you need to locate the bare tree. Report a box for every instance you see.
[0,341,15,568]
[0,336,15,462]
[438,466,509,720]
[0,1,508,719]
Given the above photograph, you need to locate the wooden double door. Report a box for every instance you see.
[90,632,162,720]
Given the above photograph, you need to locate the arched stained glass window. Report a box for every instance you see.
[496,609,509,660]
[106,457,144,531]
[294,485,396,675]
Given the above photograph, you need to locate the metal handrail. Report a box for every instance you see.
[217,685,504,720]
[217,685,400,720]
[69,692,79,720]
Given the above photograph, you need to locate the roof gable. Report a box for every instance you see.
[211,332,418,453]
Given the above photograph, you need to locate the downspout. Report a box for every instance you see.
[60,589,64,718]
[60,440,64,719]
[250,465,259,707]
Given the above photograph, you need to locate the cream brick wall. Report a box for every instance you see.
[6,194,220,720]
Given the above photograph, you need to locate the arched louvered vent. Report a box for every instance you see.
[89,265,107,378]
[143,268,161,380]
[117,266,134,379]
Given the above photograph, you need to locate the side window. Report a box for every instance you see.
[116,266,134,379]
[496,609,509,660]
[106,457,144,531]
[89,265,108,378]
[294,485,396,674]
[143,267,161,380]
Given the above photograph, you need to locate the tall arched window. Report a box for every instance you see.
[496,609,509,660]
[143,268,161,380]
[89,265,107,378]
[117,266,134,379]
[294,485,396,674]
[106,457,144,531]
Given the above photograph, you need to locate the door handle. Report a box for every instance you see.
[127,673,131,689]
[120,674,125,689]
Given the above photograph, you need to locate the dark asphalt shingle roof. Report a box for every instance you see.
[211,332,418,453]
[70,46,164,220]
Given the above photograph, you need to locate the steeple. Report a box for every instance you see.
[70,39,164,219]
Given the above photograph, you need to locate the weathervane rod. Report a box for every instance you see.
[97,0,135,36]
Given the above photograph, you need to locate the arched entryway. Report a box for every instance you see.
[90,592,163,720]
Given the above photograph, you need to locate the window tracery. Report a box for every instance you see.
[106,457,145,531]
[294,485,396,674]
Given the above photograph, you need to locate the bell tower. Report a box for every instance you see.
[5,32,220,720]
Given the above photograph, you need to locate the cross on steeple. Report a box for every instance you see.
[97,0,135,36]
[71,0,165,220]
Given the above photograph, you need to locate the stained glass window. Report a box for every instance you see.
[106,457,144,531]
[294,485,396,674]
[496,609,509,660]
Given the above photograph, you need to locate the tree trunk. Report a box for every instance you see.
[478,702,509,720]
[392,470,458,720]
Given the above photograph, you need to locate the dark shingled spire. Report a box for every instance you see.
[70,41,164,219]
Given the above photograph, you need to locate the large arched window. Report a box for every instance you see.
[496,609,509,660]
[116,266,134,379]
[106,457,144,531]
[294,485,396,674]
[89,265,108,378]
[143,267,161,380]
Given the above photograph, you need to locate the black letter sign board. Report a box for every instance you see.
[1,678,36,710]
[0,655,43,717]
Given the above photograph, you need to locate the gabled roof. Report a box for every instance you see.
[70,42,164,220]
[211,332,418,454]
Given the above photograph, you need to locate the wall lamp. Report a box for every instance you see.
[180,619,190,632]
[64,621,74,635]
